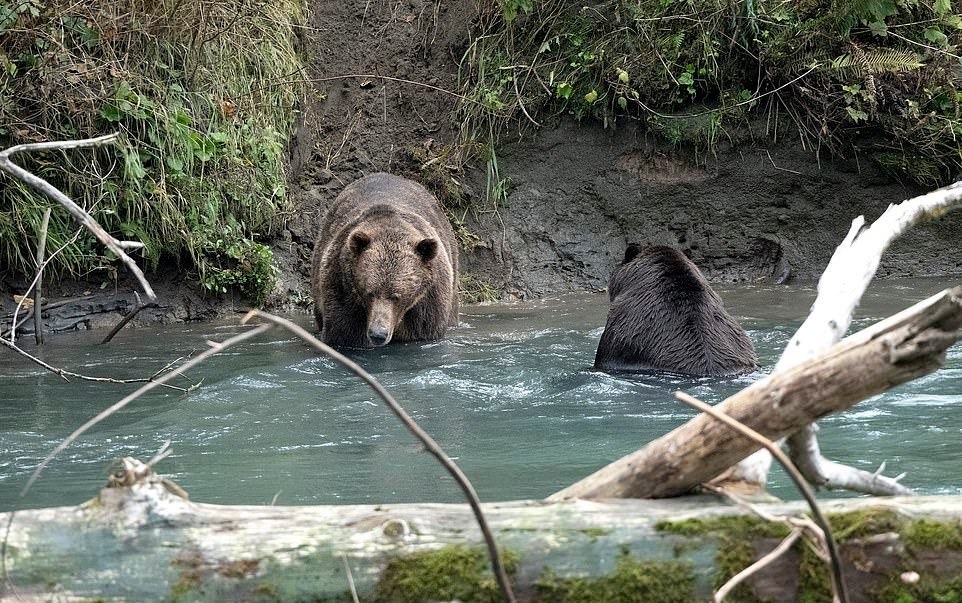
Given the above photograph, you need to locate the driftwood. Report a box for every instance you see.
[3,463,962,602]
[550,286,962,500]
[734,181,962,494]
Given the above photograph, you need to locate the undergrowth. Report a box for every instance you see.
[0,0,306,304]
[459,0,962,189]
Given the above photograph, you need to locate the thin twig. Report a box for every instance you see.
[101,292,158,344]
[675,391,848,603]
[714,528,803,603]
[0,337,196,392]
[241,310,517,603]
[0,134,157,301]
[18,323,272,498]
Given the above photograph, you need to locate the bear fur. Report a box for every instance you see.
[593,245,757,375]
[311,173,459,348]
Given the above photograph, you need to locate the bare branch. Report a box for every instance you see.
[675,392,848,603]
[0,337,196,393]
[733,180,962,491]
[0,134,157,301]
[241,310,517,603]
[714,528,803,603]
[101,292,158,345]
[33,208,51,345]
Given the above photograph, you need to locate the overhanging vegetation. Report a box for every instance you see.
[459,0,962,187]
[0,0,307,304]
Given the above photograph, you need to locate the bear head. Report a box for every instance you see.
[345,222,441,347]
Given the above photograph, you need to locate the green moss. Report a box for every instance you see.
[373,545,518,603]
[796,540,831,603]
[655,515,790,539]
[713,536,768,603]
[902,519,962,553]
[535,552,696,603]
[580,527,613,539]
[657,514,790,603]
[828,508,903,541]
[876,573,962,603]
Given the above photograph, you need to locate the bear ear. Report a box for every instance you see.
[350,231,371,254]
[415,238,438,261]
[623,243,642,264]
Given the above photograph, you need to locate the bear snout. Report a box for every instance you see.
[367,298,396,347]
[367,324,391,346]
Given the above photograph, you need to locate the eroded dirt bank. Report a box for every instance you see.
[460,121,962,298]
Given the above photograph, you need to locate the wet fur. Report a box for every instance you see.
[594,246,757,375]
[311,173,459,347]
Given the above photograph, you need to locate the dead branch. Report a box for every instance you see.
[675,392,847,603]
[714,528,803,603]
[550,286,961,501]
[733,181,962,493]
[241,310,517,603]
[33,208,51,345]
[100,292,158,344]
[0,336,197,393]
[0,134,157,302]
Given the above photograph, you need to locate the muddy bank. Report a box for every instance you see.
[459,120,962,298]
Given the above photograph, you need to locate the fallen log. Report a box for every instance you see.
[3,462,962,602]
[551,285,962,500]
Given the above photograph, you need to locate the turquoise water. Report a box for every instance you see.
[1,278,960,511]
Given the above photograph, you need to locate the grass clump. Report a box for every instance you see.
[373,545,518,603]
[0,0,306,304]
[459,0,962,188]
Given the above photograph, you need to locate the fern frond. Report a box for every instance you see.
[828,48,924,77]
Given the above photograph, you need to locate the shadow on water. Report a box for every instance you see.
[1,277,960,511]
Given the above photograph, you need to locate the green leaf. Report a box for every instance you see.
[556,82,573,99]
[924,27,949,45]
[617,68,629,84]
[583,89,598,103]
[935,0,951,15]
[845,106,869,122]
[165,155,184,172]
[678,72,694,86]
[617,96,628,110]
[868,21,888,36]
[100,103,122,123]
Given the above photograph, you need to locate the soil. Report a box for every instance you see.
[3,0,961,334]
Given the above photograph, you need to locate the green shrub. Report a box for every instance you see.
[463,0,962,187]
[0,0,304,304]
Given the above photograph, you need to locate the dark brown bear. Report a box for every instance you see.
[311,173,458,347]
[593,245,757,375]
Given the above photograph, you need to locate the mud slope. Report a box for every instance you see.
[276,0,474,299]
[460,120,962,298]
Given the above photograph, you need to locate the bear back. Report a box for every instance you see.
[594,245,757,375]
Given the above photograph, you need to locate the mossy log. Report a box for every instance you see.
[3,465,962,602]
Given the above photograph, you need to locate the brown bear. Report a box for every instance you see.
[311,173,458,348]
[593,245,757,375]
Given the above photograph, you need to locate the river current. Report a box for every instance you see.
[1,278,960,511]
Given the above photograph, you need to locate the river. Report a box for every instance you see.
[1,277,959,511]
